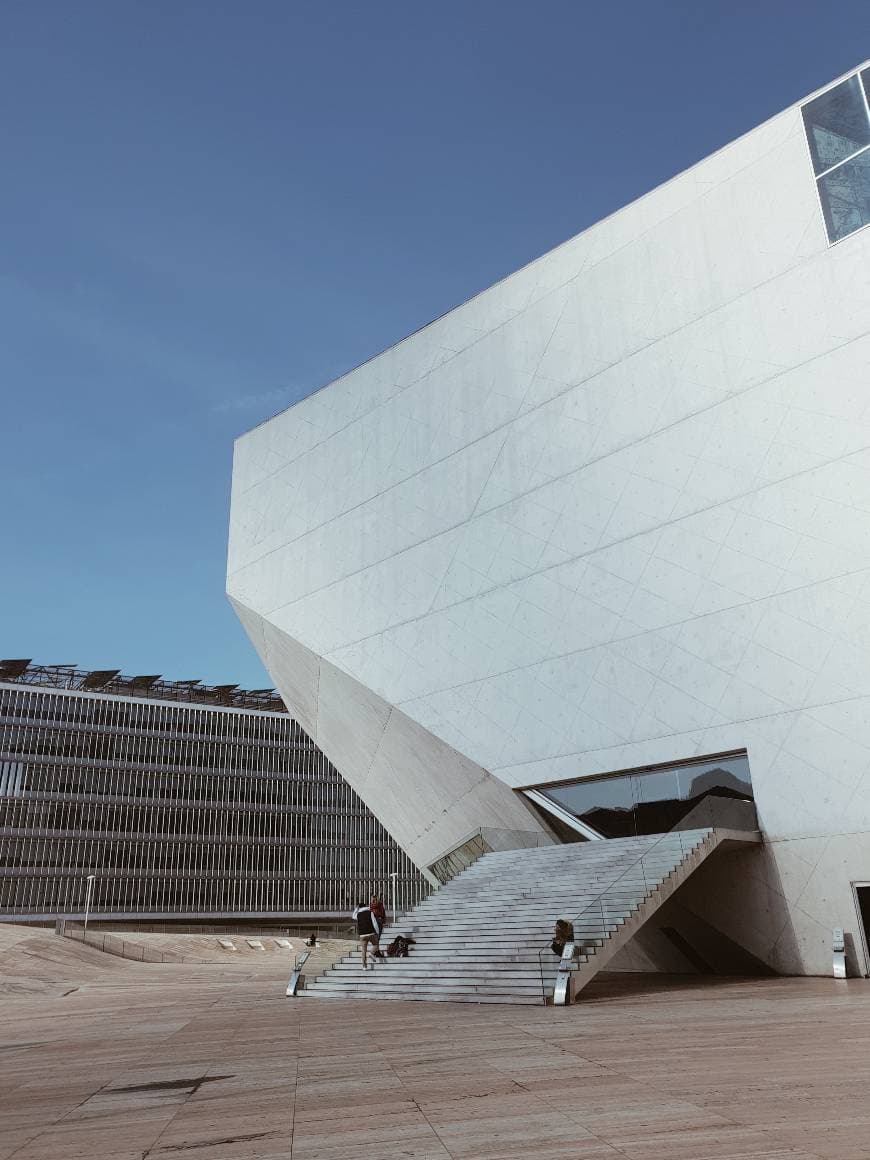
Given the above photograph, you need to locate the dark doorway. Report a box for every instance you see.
[852,883,870,976]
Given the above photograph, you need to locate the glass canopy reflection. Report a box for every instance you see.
[532,753,753,839]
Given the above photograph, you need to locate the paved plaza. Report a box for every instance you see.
[2,925,870,1159]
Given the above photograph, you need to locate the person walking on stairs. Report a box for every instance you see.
[370,892,387,959]
[352,900,381,969]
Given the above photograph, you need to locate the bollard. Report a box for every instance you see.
[553,941,578,1006]
[833,927,847,978]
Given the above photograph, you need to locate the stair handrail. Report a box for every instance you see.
[536,826,714,1005]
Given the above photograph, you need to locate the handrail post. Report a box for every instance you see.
[553,941,578,1006]
[83,874,96,937]
[286,948,311,996]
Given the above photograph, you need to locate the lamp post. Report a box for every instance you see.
[83,874,96,937]
[389,870,398,926]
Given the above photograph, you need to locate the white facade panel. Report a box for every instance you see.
[229,63,870,971]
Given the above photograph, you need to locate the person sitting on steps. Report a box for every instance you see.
[551,918,575,957]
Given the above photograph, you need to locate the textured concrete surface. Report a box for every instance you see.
[3,924,870,1158]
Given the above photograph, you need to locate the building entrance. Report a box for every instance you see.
[851,883,870,977]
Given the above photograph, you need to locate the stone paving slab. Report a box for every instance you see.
[3,925,870,1158]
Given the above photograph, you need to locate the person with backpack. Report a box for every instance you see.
[352,900,382,969]
[370,892,387,956]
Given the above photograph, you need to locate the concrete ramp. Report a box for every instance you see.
[302,828,759,1005]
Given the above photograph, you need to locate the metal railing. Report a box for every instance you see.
[286,949,311,996]
[537,827,713,1005]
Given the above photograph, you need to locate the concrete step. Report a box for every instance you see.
[404,925,628,938]
[300,988,543,1005]
[337,949,599,961]
[320,970,560,985]
[307,975,548,993]
[414,881,679,902]
[412,891,663,911]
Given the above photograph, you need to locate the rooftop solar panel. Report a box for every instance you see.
[2,662,287,712]
[81,669,121,690]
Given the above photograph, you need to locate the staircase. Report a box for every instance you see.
[300,827,757,1005]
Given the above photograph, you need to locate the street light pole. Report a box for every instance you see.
[83,874,96,938]
[389,870,398,926]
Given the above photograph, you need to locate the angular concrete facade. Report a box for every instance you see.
[229,64,870,971]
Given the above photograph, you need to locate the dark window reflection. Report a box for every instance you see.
[537,753,753,839]
[818,150,870,242]
[544,775,635,838]
[802,75,870,175]
[677,755,751,801]
[632,768,681,834]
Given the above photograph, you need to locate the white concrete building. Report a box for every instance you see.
[228,63,870,976]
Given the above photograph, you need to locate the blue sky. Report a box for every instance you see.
[2,0,869,690]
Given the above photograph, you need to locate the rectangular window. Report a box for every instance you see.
[802,71,870,244]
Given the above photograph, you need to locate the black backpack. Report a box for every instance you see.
[386,935,415,958]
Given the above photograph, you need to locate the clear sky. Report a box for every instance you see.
[2,0,869,691]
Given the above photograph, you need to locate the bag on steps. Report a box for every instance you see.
[386,935,416,958]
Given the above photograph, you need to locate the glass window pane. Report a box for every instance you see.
[802,76,870,174]
[541,777,636,838]
[632,768,682,833]
[818,149,870,242]
[677,755,753,803]
[863,67,870,108]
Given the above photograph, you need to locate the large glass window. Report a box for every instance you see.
[530,752,753,839]
[802,71,870,244]
[818,150,870,242]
